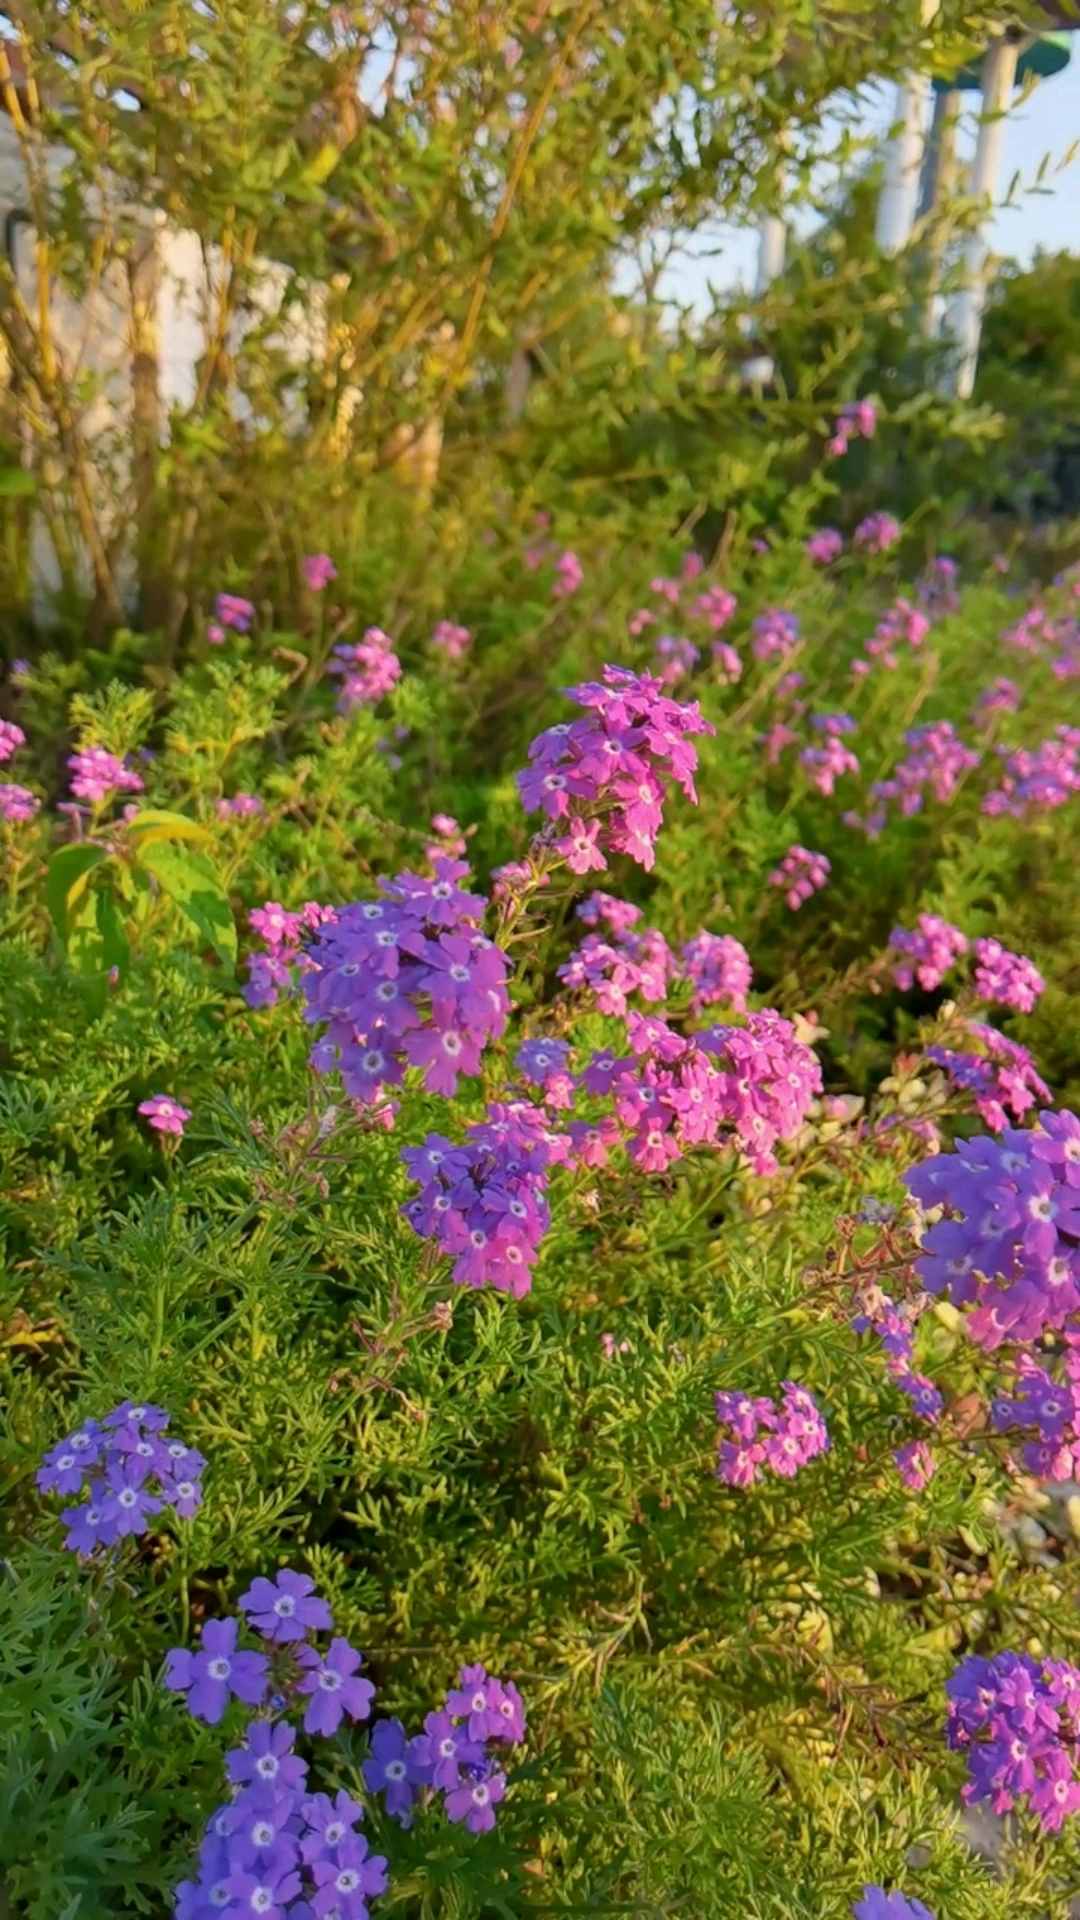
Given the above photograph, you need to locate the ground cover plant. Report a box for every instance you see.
[3,387,1080,1920]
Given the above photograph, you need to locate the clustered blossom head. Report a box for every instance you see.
[800,713,859,794]
[982,728,1080,819]
[888,914,968,993]
[714,1381,830,1486]
[215,592,256,633]
[680,931,752,1013]
[401,1103,567,1295]
[0,782,38,821]
[926,1022,1050,1132]
[991,1344,1080,1481]
[327,628,402,712]
[302,553,337,592]
[216,793,265,821]
[0,718,25,761]
[853,512,901,555]
[689,583,738,630]
[244,900,336,1011]
[916,554,960,615]
[972,937,1044,1013]
[431,620,472,660]
[904,1110,1080,1347]
[711,639,742,684]
[865,598,930,669]
[558,918,675,1015]
[750,608,800,663]
[303,860,510,1108]
[769,844,830,910]
[856,721,979,835]
[946,1650,1080,1831]
[516,666,713,874]
[553,549,583,598]
[853,1890,936,1920]
[38,1401,204,1556]
[974,677,1021,720]
[138,1093,192,1139]
[851,1290,943,1430]
[68,746,145,805]
[826,398,877,458]
[806,527,843,565]
[654,633,700,686]
[363,1661,525,1835]
[515,1037,575,1109]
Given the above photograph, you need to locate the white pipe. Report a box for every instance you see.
[754,213,787,296]
[945,35,1020,398]
[874,0,941,256]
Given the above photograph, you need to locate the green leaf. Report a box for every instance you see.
[65,885,130,977]
[45,844,108,940]
[125,809,212,849]
[138,841,236,970]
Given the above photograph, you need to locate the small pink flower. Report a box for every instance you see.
[138,1094,192,1139]
[302,552,337,592]
[206,622,227,645]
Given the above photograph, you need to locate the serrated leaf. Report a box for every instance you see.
[138,840,236,970]
[45,843,108,940]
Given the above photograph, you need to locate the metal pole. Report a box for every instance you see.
[754,213,787,296]
[918,88,961,338]
[874,0,941,256]
[944,34,1020,398]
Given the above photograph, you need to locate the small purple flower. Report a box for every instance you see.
[444,1766,506,1834]
[164,1617,269,1726]
[104,1400,170,1432]
[223,1859,302,1918]
[60,1488,118,1554]
[361,1717,423,1822]
[310,1836,387,1918]
[410,1709,485,1789]
[238,1568,334,1643]
[226,1720,308,1799]
[215,592,256,633]
[853,1891,936,1920]
[296,1637,376,1736]
[0,783,39,822]
[299,1791,365,1866]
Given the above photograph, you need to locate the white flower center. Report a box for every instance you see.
[207,1658,231,1681]
[274,1594,296,1616]
[319,1667,343,1692]
[386,1759,406,1781]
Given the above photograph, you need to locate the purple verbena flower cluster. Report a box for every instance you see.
[826,399,876,458]
[851,1290,943,1427]
[865,597,930,668]
[904,1111,1080,1347]
[769,844,830,910]
[680,930,752,1013]
[244,901,335,1011]
[68,746,145,805]
[800,713,859,794]
[38,1401,204,1555]
[401,1103,568,1294]
[805,527,843,565]
[750,609,800,663]
[303,860,510,1106]
[515,1037,575,1109]
[974,677,1021,719]
[516,666,713,873]
[972,937,1044,1013]
[689,583,738,629]
[926,1023,1050,1133]
[0,782,38,821]
[853,512,901,555]
[653,633,699,686]
[215,592,256,632]
[363,1661,525,1834]
[991,1343,1080,1480]
[887,915,968,993]
[327,629,402,712]
[946,1650,1080,1831]
[558,919,675,1014]
[853,1889,935,1920]
[217,793,265,820]
[714,1381,830,1486]
[859,722,979,836]
[982,728,1080,818]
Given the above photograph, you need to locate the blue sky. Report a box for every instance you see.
[653,54,1080,315]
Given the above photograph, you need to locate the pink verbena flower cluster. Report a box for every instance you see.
[972,937,1044,1013]
[714,1382,830,1486]
[851,1291,943,1426]
[826,399,876,458]
[711,640,743,684]
[243,900,335,1010]
[0,783,38,821]
[982,729,1080,818]
[303,859,511,1106]
[516,666,713,873]
[859,721,979,835]
[926,1023,1050,1132]
[401,1103,568,1295]
[302,553,337,592]
[916,555,960,615]
[431,620,472,660]
[947,1651,1080,1831]
[769,844,830,910]
[888,915,968,992]
[215,592,256,632]
[558,919,675,1014]
[805,527,843,565]
[654,634,700,686]
[974,677,1022,719]
[681,931,752,1013]
[215,793,264,821]
[68,747,145,806]
[991,1345,1080,1481]
[904,1112,1080,1347]
[800,713,859,794]
[553,549,583,597]
[865,598,930,669]
[750,608,800,663]
[853,512,901,554]
[689,583,738,630]
[0,718,25,761]
[327,628,402,711]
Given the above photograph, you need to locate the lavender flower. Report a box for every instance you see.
[853,512,901,554]
[238,1569,334,1643]
[947,1650,1080,1830]
[805,528,843,565]
[853,1891,935,1920]
[769,845,830,911]
[296,1638,376,1736]
[888,915,967,993]
[715,1381,830,1487]
[972,937,1045,1013]
[164,1617,270,1725]
[40,1401,203,1554]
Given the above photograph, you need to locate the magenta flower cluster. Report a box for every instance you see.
[363,1661,525,1834]
[431,620,472,660]
[0,782,38,821]
[68,746,145,805]
[800,713,859,794]
[558,915,674,1015]
[865,597,929,669]
[302,553,337,592]
[750,608,800,663]
[38,1401,204,1555]
[215,592,256,633]
[972,937,1044,1013]
[714,1381,830,1487]
[805,527,843,565]
[887,915,967,993]
[826,398,876,458]
[327,629,402,711]
[860,721,979,836]
[982,728,1080,819]
[244,901,335,1011]
[769,844,830,910]
[926,1022,1050,1132]
[0,717,25,761]
[853,512,901,554]
[904,1112,1080,1347]
[303,859,510,1107]
[680,930,752,1013]
[991,1345,1080,1481]
[851,1292,943,1428]
[401,1102,566,1295]
[946,1650,1080,1831]
[516,666,713,873]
